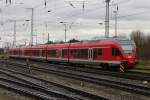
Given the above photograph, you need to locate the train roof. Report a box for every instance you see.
[92,37,135,45]
[9,40,120,50]
[10,37,135,50]
[45,40,119,48]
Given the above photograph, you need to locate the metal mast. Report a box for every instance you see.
[105,0,110,38]
[48,33,50,43]
[35,29,37,45]
[13,20,16,47]
[64,24,67,42]
[30,8,34,46]
[115,11,117,37]
[60,22,67,42]
[114,5,118,37]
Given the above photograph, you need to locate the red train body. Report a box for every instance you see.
[9,38,137,71]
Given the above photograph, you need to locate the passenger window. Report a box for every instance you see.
[48,50,56,57]
[34,50,40,56]
[112,48,121,56]
[62,49,67,57]
[62,50,64,57]
[98,49,102,55]
[93,48,103,59]
[42,50,46,55]
[70,49,88,59]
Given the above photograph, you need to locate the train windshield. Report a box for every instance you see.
[119,40,135,54]
[121,44,134,53]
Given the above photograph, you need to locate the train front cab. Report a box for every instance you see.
[119,40,137,70]
[109,47,136,72]
[99,46,128,72]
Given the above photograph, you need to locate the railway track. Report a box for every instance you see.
[1,60,150,98]
[0,74,68,100]
[7,59,150,82]
[0,61,108,100]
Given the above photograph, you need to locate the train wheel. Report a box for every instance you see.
[119,64,126,73]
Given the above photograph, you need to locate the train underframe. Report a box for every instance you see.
[10,55,129,72]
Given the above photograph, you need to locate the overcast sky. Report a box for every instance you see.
[0,0,150,47]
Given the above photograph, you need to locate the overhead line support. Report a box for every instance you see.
[105,0,110,38]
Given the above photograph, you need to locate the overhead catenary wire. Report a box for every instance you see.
[1,0,130,24]
[1,0,148,28]
[1,0,150,45]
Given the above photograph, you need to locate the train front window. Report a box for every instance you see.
[121,44,134,53]
[119,39,135,54]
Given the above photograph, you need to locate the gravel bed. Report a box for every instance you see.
[1,62,150,100]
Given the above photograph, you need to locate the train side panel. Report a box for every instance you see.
[9,40,137,70]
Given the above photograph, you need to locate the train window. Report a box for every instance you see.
[70,49,76,58]
[18,50,20,55]
[93,48,102,59]
[77,49,80,58]
[57,50,61,56]
[81,49,88,59]
[62,50,64,57]
[9,51,12,55]
[33,50,40,56]
[112,48,121,56]
[42,50,46,56]
[25,50,27,55]
[14,50,20,55]
[12,51,14,55]
[70,49,88,59]
[98,48,102,55]
[19,50,22,55]
[13,51,15,55]
[72,49,77,58]
[48,50,56,57]
[25,50,32,56]
[14,51,16,55]
[62,49,67,57]
[0,49,3,54]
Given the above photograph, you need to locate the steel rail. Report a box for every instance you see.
[0,64,108,100]
[5,61,150,97]
[5,59,150,82]
[0,78,62,100]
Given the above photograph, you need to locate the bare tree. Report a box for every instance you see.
[131,30,150,61]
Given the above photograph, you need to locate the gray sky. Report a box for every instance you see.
[0,0,150,46]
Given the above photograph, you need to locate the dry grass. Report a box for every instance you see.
[136,60,150,69]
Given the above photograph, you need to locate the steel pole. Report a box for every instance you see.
[115,11,117,37]
[13,20,16,47]
[64,24,67,42]
[105,0,110,38]
[30,8,34,46]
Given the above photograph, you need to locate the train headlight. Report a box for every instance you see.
[128,56,132,58]
[143,81,148,85]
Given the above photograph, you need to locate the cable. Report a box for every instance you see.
[116,10,150,19]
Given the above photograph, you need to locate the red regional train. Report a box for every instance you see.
[9,37,137,72]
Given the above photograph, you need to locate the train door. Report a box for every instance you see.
[88,48,93,61]
[40,49,42,57]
